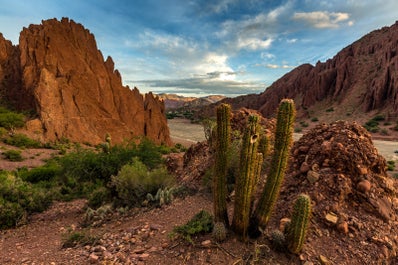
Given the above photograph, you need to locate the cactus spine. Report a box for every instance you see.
[250,99,295,236]
[232,115,260,241]
[287,194,311,254]
[213,104,231,225]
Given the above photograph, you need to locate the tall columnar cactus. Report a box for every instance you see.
[287,194,312,254]
[232,115,260,241]
[213,103,231,225]
[250,99,295,237]
[258,135,270,158]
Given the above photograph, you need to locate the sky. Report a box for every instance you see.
[0,1,397,97]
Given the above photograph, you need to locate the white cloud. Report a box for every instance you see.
[292,11,351,28]
[216,2,292,52]
[254,63,295,69]
[261,52,275,59]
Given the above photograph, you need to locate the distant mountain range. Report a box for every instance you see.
[157,93,226,110]
[209,21,398,124]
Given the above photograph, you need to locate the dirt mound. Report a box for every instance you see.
[271,120,398,264]
[170,108,276,190]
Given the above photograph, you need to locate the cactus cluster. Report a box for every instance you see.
[146,187,174,206]
[210,99,310,252]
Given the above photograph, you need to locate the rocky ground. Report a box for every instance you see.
[1,117,398,264]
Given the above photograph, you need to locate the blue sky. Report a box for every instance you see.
[0,0,397,97]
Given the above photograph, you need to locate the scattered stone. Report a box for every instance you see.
[319,255,331,265]
[336,221,349,234]
[201,240,212,247]
[88,253,99,264]
[325,212,338,224]
[138,253,150,261]
[307,170,320,183]
[357,180,371,193]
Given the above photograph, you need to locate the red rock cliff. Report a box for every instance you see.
[0,18,171,145]
[223,21,398,120]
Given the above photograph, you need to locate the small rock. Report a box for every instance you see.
[279,217,291,232]
[201,240,212,247]
[307,170,320,184]
[357,180,371,193]
[139,253,150,261]
[300,162,310,173]
[319,255,331,265]
[325,212,338,224]
[133,247,146,254]
[336,221,349,234]
[89,253,99,264]
[357,166,368,175]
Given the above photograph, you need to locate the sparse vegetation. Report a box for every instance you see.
[3,133,42,148]
[0,107,25,130]
[3,149,23,161]
[171,210,214,244]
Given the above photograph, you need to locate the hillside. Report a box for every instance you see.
[0,18,171,145]
[212,21,398,126]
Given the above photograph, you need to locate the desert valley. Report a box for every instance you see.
[1,16,398,265]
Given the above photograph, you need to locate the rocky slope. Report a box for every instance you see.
[213,21,398,122]
[0,18,171,145]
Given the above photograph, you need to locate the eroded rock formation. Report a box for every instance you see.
[0,18,171,145]
[216,21,398,121]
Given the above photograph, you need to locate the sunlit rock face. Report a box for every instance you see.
[0,18,171,145]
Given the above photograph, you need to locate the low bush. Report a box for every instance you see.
[3,149,23,161]
[18,162,60,183]
[3,133,41,148]
[111,158,174,207]
[0,173,52,228]
[171,210,214,244]
[0,107,25,129]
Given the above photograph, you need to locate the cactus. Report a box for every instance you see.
[250,99,295,237]
[213,104,231,225]
[286,194,312,254]
[270,229,287,251]
[146,187,174,206]
[258,134,270,158]
[232,115,260,241]
[212,221,227,242]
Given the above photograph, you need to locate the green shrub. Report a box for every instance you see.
[3,149,23,161]
[310,117,318,122]
[0,173,52,228]
[3,133,41,148]
[137,138,163,169]
[0,107,25,129]
[325,107,334,112]
[61,229,98,248]
[372,115,385,121]
[19,162,60,183]
[387,160,395,171]
[171,210,214,243]
[111,158,174,207]
[87,186,112,209]
[0,198,25,229]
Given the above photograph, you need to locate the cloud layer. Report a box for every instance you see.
[0,0,397,97]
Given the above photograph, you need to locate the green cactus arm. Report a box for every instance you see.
[232,115,260,241]
[213,103,231,225]
[287,194,312,254]
[250,99,295,236]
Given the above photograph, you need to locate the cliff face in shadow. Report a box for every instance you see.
[0,18,171,145]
